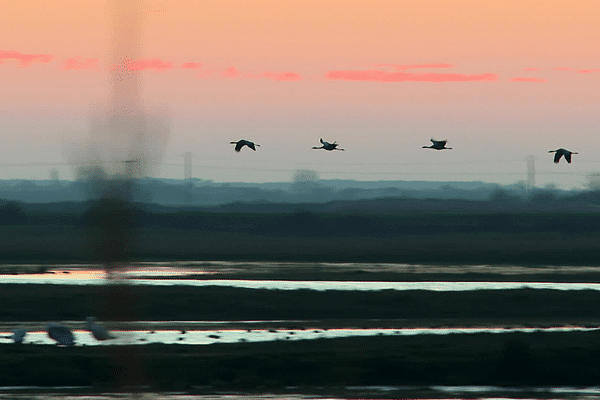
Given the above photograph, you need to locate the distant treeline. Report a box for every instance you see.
[0,177,586,206]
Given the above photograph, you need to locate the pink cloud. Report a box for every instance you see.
[511,77,548,83]
[182,62,202,69]
[524,68,542,71]
[579,69,600,73]
[209,67,302,81]
[0,50,52,66]
[261,72,302,81]
[61,57,98,70]
[374,63,453,70]
[223,66,240,78]
[325,70,497,82]
[112,58,173,72]
[552,67,600,74]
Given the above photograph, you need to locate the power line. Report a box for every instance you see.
[164,154,528,167]
[0,160,597,178]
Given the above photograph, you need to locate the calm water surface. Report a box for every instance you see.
[2,387,600,399]
[2,325,598,346]
[1,266,600,291]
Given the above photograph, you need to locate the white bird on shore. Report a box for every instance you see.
[312,138,344,151]
[549,148,577,164]
[85,316,116,341]
[230,140,260,152]
[422,138,452,150]
[47,323,75,347]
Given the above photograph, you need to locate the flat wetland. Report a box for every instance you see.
[3,263,600,395]
[3,208,600,395]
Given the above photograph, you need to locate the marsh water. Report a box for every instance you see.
[2,262,599,344]
[3,262,600,399]
[2,262,600,290]
[2,387,600,399]
[2,325,599,347]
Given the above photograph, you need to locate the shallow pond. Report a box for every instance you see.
[3,268,600,291]
[2,325,598,347]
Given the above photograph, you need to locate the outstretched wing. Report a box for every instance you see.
[553,151,562,163]
[565,152,572,163]
[320,138,325,145]
[247,142,256,151]
[235,142,243,152]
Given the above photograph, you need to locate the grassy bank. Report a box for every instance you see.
[1,223,600,264]
[1,284,600,323]
[2,332,600,389]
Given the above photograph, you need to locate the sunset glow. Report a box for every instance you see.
[1,0,599,187]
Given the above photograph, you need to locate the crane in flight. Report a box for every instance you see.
[549,148,577,164]
[230,140,260,152]
[312,138,344,151]
[422,138,452,150]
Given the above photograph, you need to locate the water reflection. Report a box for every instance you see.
[0,393,335,399]
[1,388,600,399]
[2,325,598,347]
[3,268,600,291]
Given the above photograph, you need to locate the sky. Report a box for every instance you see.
[1,0,600,188]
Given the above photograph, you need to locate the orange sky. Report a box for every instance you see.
[1,0,599,186]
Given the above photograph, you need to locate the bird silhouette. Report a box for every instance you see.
[85,317,116,341]
[230,140,260,152]
[312,138,344,151]
[11,329,26,344]
[47,323,75,347]
[549,148,577,164]
[422,138,452,150]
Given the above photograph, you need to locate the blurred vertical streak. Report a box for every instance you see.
[79,0,170,389]
[184,152,193,204]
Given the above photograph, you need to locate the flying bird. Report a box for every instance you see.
[549,148,577,164]
[312,138,344,151]
[230,140,260,152]
[85,317,116,341]
[47,323,75,347]
[422,138,452,150]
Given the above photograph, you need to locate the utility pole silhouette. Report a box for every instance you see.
[49,168,60,188]
[184,152,192,181]
[526,155,536,192]
[184,151,192,204]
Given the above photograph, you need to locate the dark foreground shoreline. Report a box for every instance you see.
[2,332,600,391]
